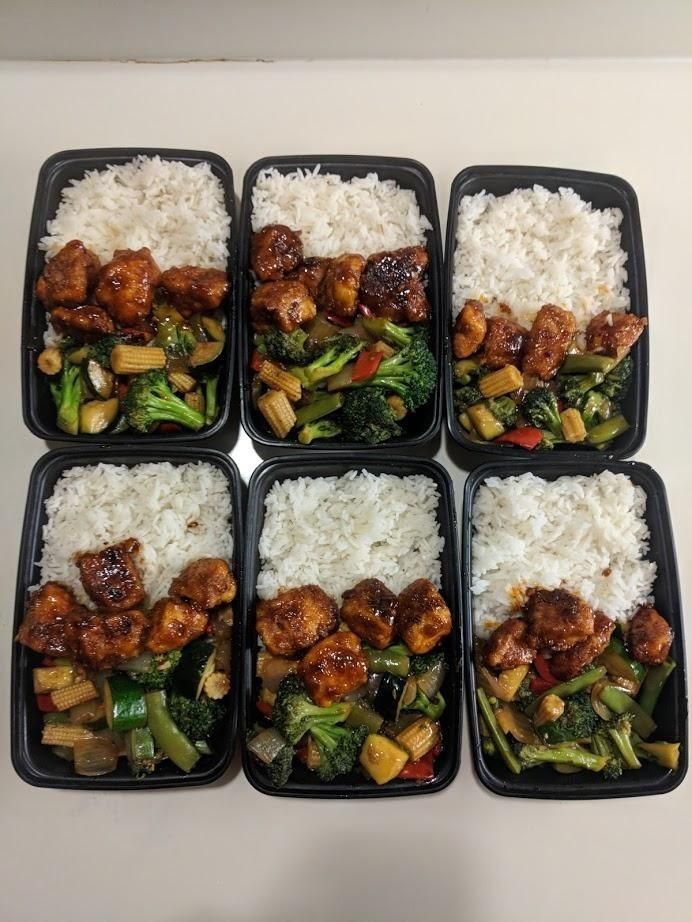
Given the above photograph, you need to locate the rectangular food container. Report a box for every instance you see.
[21,148,237,444]
[444,165,648,459]
[463,459,687,799]
[237,155,443,450]
[11,447,243,790]
[241,454,462,797]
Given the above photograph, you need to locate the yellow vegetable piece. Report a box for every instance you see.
[479,365,523,398]
[111,344,166,375]
[359,733,409,785]
[33,665,75,694]
[79,398,119,434]
[395,718,440,762]
[37,346,62,376]
[257,389,297,439]
[477,664,529,703]
[51,680,99,712]
[560,408,587,443]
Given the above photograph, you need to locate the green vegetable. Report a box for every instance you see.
[635,741,680,770]
[606,715,641,769]
[521,388,563,438]
[559,372,606,409]
[477,687,521,774]
[364,645,410,677]
[539,692,600,743]
[49,363,82,435]
[341,388,402,444]
[518,744,607,772]
[591,729,624,779]
[599,355,633,400]
[145,690,200,772]
[598,685,656,739]
[599,635,647,684]
[173,638,216,700]
[294,392,344,426]
[453,358,481,384]
[125,650,182,691]
[586,414,629,447]
[125,727,156,775]
[246,726,294,787]
[360,317,416,349]
[301,334,365,385]
[410,688,446,719]
[103,675,147,731]
[454,384,483,413]
[486,396,519,428]
[349,336,436,411]
[272,674,351,745]
[638,659,676,716]
[345,701,384,734]
[256,328,314,366]
[374,674,408,721]
[409,651,445,676]
[168,692,225,742]
[526,666,606,715]
[581,391,612,429]
[204,375,219,426]
[310,723,368,781]
[123,370,204,432]
[560,354,617,375]
[298,420,342,444]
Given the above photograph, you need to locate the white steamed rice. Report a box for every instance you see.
[251,166,432,257]
[39,155,231,270]
[36,462,233,606]
[453,185,630,329]
[471,471,656,636]
[257,471,443,601]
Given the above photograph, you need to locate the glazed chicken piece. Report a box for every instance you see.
[250,280,316,333]
[95,247,161,326]
[522,305,576,380]
[397,579,452,655]
[340,578,398,650]
[256,585,338,657]
[250,225,303,281]
[316,254,366,319]
[146,598,208,654]
[549,610,615,680]
[359,246,430,323]
[50,304,115,340]
[483,316,528,369]
[35,240,100,309]
[286,257,332,299]
[75,539,145,611]
[483,618,537,671]
[525,588,595,651]
[170,558,237,610]
[453,300,487,359]
[627,606,672,666]
[298,630,369,707]
[585,310,647,358]
[158,267,229,316]
[73,608,149,670]
[16,581,87,657]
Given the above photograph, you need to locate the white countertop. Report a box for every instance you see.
[1,58,691,922]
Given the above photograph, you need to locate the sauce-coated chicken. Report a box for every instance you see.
[483,316,528,369]
[549,610,615,680]
[16,581,86,657]
[359,246,430,323]
[397,579,452,655]
[250,280,316,333]
[286,257,332,299]
[627,606,672,666]
[298,630,369,707]
[585,310,647,358]
[340,578,398,650]
[73,608,149,670]
[95,247,161,326]
[50,304,115,340]
[75,539,145,611]
[317,254,366,319]
[522,305,576,380]
[35,240,100,308]
[146,598,208,654]
[524,587,595,651]
[256,585,338,657]
[250,225,303,281]
[159,266,229,316]
[483,618,537,671]
[170,558,236,610]
[453,300,487,359]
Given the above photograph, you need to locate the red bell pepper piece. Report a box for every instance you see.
[256,698,273,719]
[250,349,264,373]
[530,676,555,696]
[158,423,182,433]
[325,312,351,328]
[533,654,558,687]
[357,303,373,319]
[397,741,441,780]
[36,694,57,713]
[495,426,543,450]
[351,349,383,383]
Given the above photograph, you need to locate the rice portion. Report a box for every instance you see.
[257,471,443,601]
[36,462,233,605]
[251,166,432,257]
[39,155,231,270]
[453,185,629,329]
[471,471,656,636]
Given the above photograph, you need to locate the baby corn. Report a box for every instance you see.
[560,408,587,443]
[258,360,302,403]
[395,717,441,762]
[168,371,197,393]
[479,364,523,398]
[51,680,99,712]
[41,724,95,747]
[111,344,166,375]
[257,389,296,439]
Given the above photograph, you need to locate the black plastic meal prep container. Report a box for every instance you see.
[462,459,687,799]
[11,447,243,790]
[444,165,648,460]
[241,454,462,798]
[237,155,444,450]
[21,148,237,444]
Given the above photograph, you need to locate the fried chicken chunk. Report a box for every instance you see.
[73,609,149,670]
[145,598,208,654]
[250,225,303,281]
[340,578,398,650]
[585,310,647,358]
[158,267,229,316]
[453,300,487,359]
[522,305,576,380]
[525,588,595,652]
[50,304,115,340]
[256,585,338,657]
[16,582,86,657]
[483,618,537,671]
[550,610,615,680]
[35,240,101,308]
[250,280,316,333]
[286,257,332,299]
[170,558,236,610]
[627,606,672,666]
[359,246,430,323]
[95,247,161,326]
[75,539,145,611]
[317,254,366,319]
[298,631,369,707]
[483,316,528,369]
[397,579,452,654]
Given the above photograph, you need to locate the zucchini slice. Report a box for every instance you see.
[125,727,156,773]
[104,675,147,731]
[173,638,216,700]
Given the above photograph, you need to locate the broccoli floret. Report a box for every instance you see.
[409,651,446,676]
[522,387,563,438]
[88,335,128,368]
[591,728,624,779]
[126,651,182,691]
[168,692,225,742]
[581,390,612,429]
[341,388,402,444]
[360,316,419,349]
[537,430,565,451]
[49,362,82,435]
[302,334,365,385]
[454,384,483,412]
[355,336,436,412]
[256,328,314,366]
[514,673,537,710]
[487,396,519,428]
[599,355,633,400]
[310,723,368,781]
[123,370,205,432]
[246,727,295,787]
[272,674,351,745]
[559,372,605,409]
[298,419,342,444]
[606,714,641,769]
[540,692,600,743]
[519,743,607,772]
[410,689,446,719]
